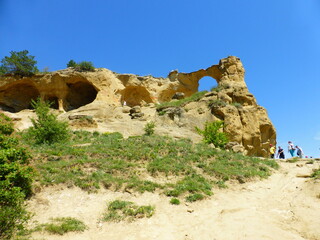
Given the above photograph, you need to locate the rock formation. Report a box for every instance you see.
[0,56,276,157]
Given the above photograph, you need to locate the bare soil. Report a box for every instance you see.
[27,159,320,240]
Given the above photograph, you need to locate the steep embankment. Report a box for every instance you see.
[28,159,320,240]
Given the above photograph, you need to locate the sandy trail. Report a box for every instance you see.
[28,159,320,240]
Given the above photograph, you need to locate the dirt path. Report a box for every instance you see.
[28,159,320,240]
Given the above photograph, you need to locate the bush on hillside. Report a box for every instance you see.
[28,99,70,144]
[67,59,77,68]
[0,113,34,239]
[196,120,228,148]
[66,60,95,72]
[0,50,38,76]
[144,121,156,136]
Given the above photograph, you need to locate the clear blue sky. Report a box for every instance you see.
[1,0,320,158]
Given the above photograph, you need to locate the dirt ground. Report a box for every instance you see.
[27,158,320,240]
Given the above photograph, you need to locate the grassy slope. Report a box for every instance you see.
[21,131,279,202]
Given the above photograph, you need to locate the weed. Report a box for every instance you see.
[211,85,224,92]
[156,91,207,111]
[311,168,320,179]
[231,102,242,108]
[170,198,180,205]
[208,99,227,108]
[287,158,299,163]
[103,200,155,222]
[38,217,87,235]
[165,174,213,199]
[186,193,204,202]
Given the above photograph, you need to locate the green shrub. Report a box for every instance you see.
[208,99,227,108]
[27,99,70,144]
[311,168,320,179]
[39,217,87,235]
[196,121,228,149]
[0,50,38,76]
[66,60,95,72]
[170,198,180,205]
[0,115,34,240]
[186,193,204,202]
[144,121,155,136]
[76,61,95,72]
[103,200,155,222]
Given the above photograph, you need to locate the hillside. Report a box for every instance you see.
[27,157,320,240]
[1,56,275,157]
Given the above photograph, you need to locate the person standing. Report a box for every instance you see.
[277,146,285,159]
[269,144,276,158]
[288,141,295,157]
[296,145,304,158]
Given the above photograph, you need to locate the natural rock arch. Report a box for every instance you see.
[0,82,40,112]
[198,76,218,92]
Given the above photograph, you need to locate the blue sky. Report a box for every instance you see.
[1,0,320,158]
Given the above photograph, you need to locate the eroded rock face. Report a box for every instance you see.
[0,56,276,157]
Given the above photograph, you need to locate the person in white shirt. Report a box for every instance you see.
[288,141,295,157]
[296,145,304,158]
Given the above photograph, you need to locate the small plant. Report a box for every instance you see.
[287,157,299,163]
[144,121,156,136]
[208,99,227,108]
[39,217,87,235]
[156,91,207,111]
[27,98,70,144]
[231,102,242,108]
[41,66,50,74]
[186,193,204,202]
[0,50,38,76]
[210,85,224,92]
[170,198,180,205]
[196,121,228,149]
[311,168,320,179]
[103,200,155,222]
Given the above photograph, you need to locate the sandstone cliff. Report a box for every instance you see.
[0,56,276,157]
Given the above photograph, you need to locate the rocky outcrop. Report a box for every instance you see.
[0,56,276,157]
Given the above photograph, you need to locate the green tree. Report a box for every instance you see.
[0,113,34,239]
[196,121,228,148]
[67,59,77,68]
[28,99,70,144]
[0,50,38,76]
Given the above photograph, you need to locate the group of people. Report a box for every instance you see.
[269,141,304,159]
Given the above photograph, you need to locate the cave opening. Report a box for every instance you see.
[0,83,40,112]
[66,81,98,111]
[120,86,153,107]
[44,96,59,109]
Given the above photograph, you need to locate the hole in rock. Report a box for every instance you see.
[66,81,97,110]
[0,83,40,112]
[121,86,153,107]
[198,76,217,92]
